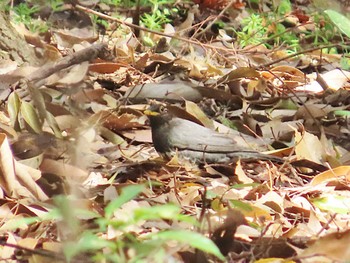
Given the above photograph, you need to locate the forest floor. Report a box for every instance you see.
[1,0,350,262]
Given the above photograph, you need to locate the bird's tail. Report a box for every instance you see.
[228,151,285,163]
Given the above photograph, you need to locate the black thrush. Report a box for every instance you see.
[145,104,283,164]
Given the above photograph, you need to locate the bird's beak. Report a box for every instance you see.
[144,109,160,116]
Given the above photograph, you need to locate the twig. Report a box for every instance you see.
[257,42,350,69]
[195,0,238,38]
[27,43,110,85]
[76,4,350,70]
[0,241,91,263]
[0,241,65,261]
[75,4,239,55]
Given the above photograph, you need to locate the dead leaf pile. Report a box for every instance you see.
[1,1,350,262]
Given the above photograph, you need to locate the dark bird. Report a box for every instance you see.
[145,104,283,164]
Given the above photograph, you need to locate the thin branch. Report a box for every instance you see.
[257,42,350,69]
[27,43,110,84]
[75,4,239,55]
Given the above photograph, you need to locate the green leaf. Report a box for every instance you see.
[64,232,115,261]
[231,183,260,189]
[334,110,350,117]
[277,0,292,15]
[18,151,43,169]
[28,85,46,123]
[20,101,42,133]
[311,195,350,214]
[0,216,40,231]
[218,116,237,130]
[104,184,144,219]
[229,200,254,212]
[134,204,181,221]
[45,111,62,138]
[340,56,350,70]
[154,230,225,260]
[134,203,197,225]
[98,126,126,145]
[131,240,167,262]
[324,10,350,38]
[274,98,298,110]
[7,92,21,129]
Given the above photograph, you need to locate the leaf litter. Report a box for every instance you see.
[1,1,350,262]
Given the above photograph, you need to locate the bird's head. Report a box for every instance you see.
[144,102,172,128]
[144,102,203,128]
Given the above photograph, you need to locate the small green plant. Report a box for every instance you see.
[340,55,350,70]
[276,0,292,15]
[308,12,338,46]
[235,0,299,51]
[141,0,177,31]
[91,14,109,31]
[24,184,225,262]
[272,23,300,53]
[101,0,139,7]
[100,0,177,33]
[9,0,65,33]
[46,0,65,12]
[12,3,39,24]
[235,13,268,47]
[235,0,348,54]
[141,9,171,31]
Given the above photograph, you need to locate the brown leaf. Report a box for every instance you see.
[185,101,214,129]
[311,166,350,185]
[295,130,324,164]
[300,229,350,261]
[89,62,124,73]
[93,110,146,131]
[218,67,260,84]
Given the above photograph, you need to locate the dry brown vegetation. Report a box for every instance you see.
[0,0,350,262]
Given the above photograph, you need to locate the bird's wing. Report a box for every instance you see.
[168,118,243,153]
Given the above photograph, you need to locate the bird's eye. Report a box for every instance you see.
[159,105,167,113]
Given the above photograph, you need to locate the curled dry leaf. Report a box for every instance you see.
[297,69,350,93]
[300,229,350,262]
[89,62,124,74]
[269,65,306,89]
[185,101,214,129]
[71,89,106,104]
[46,61,89,85]
[230,200,273,221]
[294,130,324,164]
[217,67,260,84]
[40,159,89,183]
[92,110,146,132]
[256,191,284,214]
[311,166,350,185]
[0,233,16,260]
[20,101,42,134]
[15,161,47,201]
[53,27,98,48]
[0,133,47,200]
[121,129,152,143]
[0,133,18,196]
[235,160,254,184]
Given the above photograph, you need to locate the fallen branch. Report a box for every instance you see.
[27,43,110,85]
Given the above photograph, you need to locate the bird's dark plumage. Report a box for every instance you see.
[146,104,283,164]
